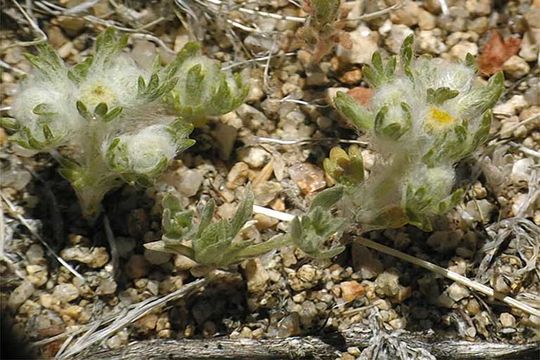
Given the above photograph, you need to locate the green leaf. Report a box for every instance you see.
[229,188,254,238]
[464,53,476,70]
[42,124,54,141]
[173,42,201,68]
[310,186,344,211]
[94,102,108,117]
[162,195,195,239]
[68,56,94,83]
[32,103,55,116]
[184,64,206,106]
[138,76,146,94]
[472,110,492,147]
[24,43,65,78]
[334,92,374,131]
[0,117,19,131]
[400,34,414,78]
[102,106,123,122]
[76,101,91,120]
[459,71,504,120]
[371,52,384,72]
[427,87,460,105]
[95,27,128,62]
[197,199,216,238]
[385,56,397,78]
[193,220,230,265]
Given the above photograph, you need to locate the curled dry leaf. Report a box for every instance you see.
[478,30,521,76]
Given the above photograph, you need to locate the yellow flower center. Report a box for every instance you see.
[425,107,455,130]
[80,82,117,109]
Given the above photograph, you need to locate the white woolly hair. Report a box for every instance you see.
[11,77,82,143]
[79,54,147,110]
[412,58,475,95]
[105,125,177,174]
[408,164,455,198]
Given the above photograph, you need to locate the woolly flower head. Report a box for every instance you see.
[7,44,82,149]
[328,35,504,232]
[169,43,248,122]
[335,35,504,164]
[78,55,145,110]
[104,125,177,176]
[10,80,81,149]
[4,28,198,219]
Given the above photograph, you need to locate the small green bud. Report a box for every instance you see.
[323,146,364,186]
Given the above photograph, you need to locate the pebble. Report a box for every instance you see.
[237,147,270,169]
[339,281,365,302]
[493,95,529,116]
[467,17,489,34]
[272,313,301,337]
[8,281,35,310]
[511,158,534,184]
[0,168,32,190]
[427,231,461,253]
[288,264,320,291]
[253,181,282,206]
[449,41,478,61]
[385,24,414,54]
[125,255,150,279]
[417,9,436,30]
[52,283,79,302]
[55,16,85,35]
[144,249,172,265]
[336,25,379,64]
[463,199,495,224]
[174,254,198,270]
[416,30,448,54]
[212,123,237,159]
[375,270,400,298]
[25,244,45,264]
[351,243,383,279]
[499,312,516,328]
[289,163,326,194]
[174,169,204,197]
[464,299,481,316]
[46,26,67,49]
[26,264,48,287]
[96,278,118,296]
[438,8,468,32]
[502,55,531,79]
[106,330,129,349]
[465,0,491,16]
[60,247,109,268]
[236,104,268,131]
[519,28,540,62]
[243,258,269,294]
[135,314,158,333]
[390,1,420,26]
[40,294,60,309]
[447,283,470,302]
[226,162,250,189]
[33,311,65,338]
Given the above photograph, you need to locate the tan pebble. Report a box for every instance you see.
[289,163,326,194]
[340,280,365,302]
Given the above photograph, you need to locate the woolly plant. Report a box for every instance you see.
[2,28,247,219]
[144,186,344,267]
[327,35,504,232]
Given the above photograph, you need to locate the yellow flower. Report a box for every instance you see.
[425,107,455,131]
